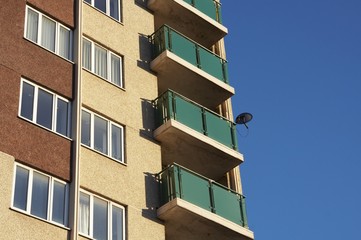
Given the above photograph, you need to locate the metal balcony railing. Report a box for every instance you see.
[153,90,238,150]
[149,25,229,84]
[182,0,223,23]
[157,163,249,228]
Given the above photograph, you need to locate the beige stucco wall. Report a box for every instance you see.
[0,152,69,240]
[80,2,165,240]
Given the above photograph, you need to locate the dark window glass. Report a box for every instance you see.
[13,166,29,210]
[56,98,69,136]
[31,172,49,219]
[93,197,108,240]
[111,124,122,160]
[112,205,123,240]
[52,181,66,224]
[36,89,53,129]
[94,116,108,154]
[110,0,119,20]
[81,111,91,146]
[20,82,35,120]
[94,0,106,13]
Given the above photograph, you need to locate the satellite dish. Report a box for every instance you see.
[235,112,253,129]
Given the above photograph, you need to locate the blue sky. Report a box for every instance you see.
[222,1,361,239]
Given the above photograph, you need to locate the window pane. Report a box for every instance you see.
[31,172,49,219]
[81,110,91,146]
[94,0,106,13]
[26,8,39,42]
[52,181,66,225]
[59,26,70,60]
[79,192,90,235]
[82,39,92,70]
[112,205,124,240]
[84,0,91,3]
[111,124,122,161]
[37,89,53,129]
[111,54,121,86]
[13,166,29,210]
[93,197,108,240]
[56,98,69,136]
[94,45,107,79]
[41,16,56,52]
[94,116,108,154]
[110,0,120,20]
[20,82,35,120]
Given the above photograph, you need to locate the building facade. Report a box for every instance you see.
[0,0,254,239]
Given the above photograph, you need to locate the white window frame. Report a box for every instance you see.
[18,78,71,138]
[82,37,124,88]
[11,163,69,227]
[79,190,126,240]
[81,108,125,163]
[84,0,122,22]
[24,5,73,61]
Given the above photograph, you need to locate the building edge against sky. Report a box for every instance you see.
[0,0,254,239]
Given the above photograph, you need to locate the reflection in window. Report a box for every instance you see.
[19,79,71,137]
[82,38,123,88]
[31,172,49,219]
[79,191,125,240]
[12,164,68,226]
[81,109,124,162]
[25,6,72,61]
[36,89,53,130]
[84,0,121,21]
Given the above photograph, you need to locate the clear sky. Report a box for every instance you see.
[222,1,361,239]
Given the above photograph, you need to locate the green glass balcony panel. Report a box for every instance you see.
[170,31,198,66]
[174,95,204,134]
[213,183,243,225]
[198,47,226,82]
[205,111,234,149]
[183,0,193,5]
[153,90,238,150]
[193,0,218,21]
[158,164,248,227]
[178,168,212,211]
[150,26,229,84]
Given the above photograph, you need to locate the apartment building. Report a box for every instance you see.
[0,0,254,239]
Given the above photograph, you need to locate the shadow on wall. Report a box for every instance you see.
[137,33,154,72]
[142,172,163,223]
[139,98,158,142]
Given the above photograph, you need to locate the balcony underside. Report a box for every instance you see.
[154,119,243,180]
[151,51,234,109]
[148,0,228,48]
[158,198,254,240]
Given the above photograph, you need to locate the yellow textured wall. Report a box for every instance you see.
[0,152,69,240]
[80,2,165,239]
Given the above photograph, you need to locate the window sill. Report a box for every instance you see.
[82,68,126,92]
[10,207,70,230]
[23,37,75,64]
[18,115,73,141]
[81,144,127,166]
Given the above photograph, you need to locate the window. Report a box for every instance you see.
[82,38,123,88]
[79,191,125,240]
[84,0,121,22]
[25,6,73,61]
[12,164,69,226]
[19,79,71,138]
[81,109,124,163]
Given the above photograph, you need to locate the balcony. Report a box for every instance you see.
[148,0,228,47]
[157,164,254,240]
[150,25,234,109]
[153,90,243,180]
